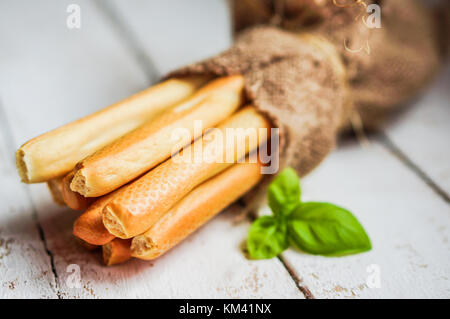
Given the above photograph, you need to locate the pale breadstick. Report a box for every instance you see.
[132,162,263,260]
[46,177,66,206]
[16,76,209,183]
[72,189,122,245]
[61,172,94,210]
[103,106,270,238]
[102,239,132,266]
[71,76,244,197]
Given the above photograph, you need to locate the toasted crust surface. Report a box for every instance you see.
[102,239,132,266]
[71,76,244,197]
[102,106,270,238]
[61,171,94,210]
[131,162,262,260]
[72,189,123,245]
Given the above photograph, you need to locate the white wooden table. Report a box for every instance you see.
[0,0,449,299]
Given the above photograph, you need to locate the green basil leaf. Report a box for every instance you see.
[268,167,301,217]
[288,202,372,256]
[247,216,289,259]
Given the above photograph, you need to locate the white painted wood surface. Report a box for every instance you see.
[0,0,449,298]
[0,111,57,298]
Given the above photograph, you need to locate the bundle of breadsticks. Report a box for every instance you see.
[16,0,446,266]
[17,75,272,265]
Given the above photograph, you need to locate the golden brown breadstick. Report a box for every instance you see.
[61,172,94,210]
[103,106,270,239]
[46,177,66,206]
[132,162,263,260]
[16,76,209,183]
[73,189,122,245]
[102,239,132,266]
[71,76,244,197]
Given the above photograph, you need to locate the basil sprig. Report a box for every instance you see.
[247,168,372,259]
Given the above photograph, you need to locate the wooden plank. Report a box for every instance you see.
[277,139,450,298]
[109,0,232,75]
[383,65,450,196]
[0,103,57,298]
[0,0,302,298]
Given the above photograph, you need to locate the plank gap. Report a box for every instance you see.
[277,255,315,299]
[26,190,62,299]
[241,202,315,298]
[377,132,450,204]
[93,0,161,84]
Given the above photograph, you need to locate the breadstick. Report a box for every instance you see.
[103,106,270,238]
[102,239,132,266]
[61,171,94,210]
[46,177,66,206]
[71,76,244,197]
[73,189,122,245]
[16,76,209,183]
[132,162,263,260]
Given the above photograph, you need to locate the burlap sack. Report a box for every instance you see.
[169,0,443,207]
